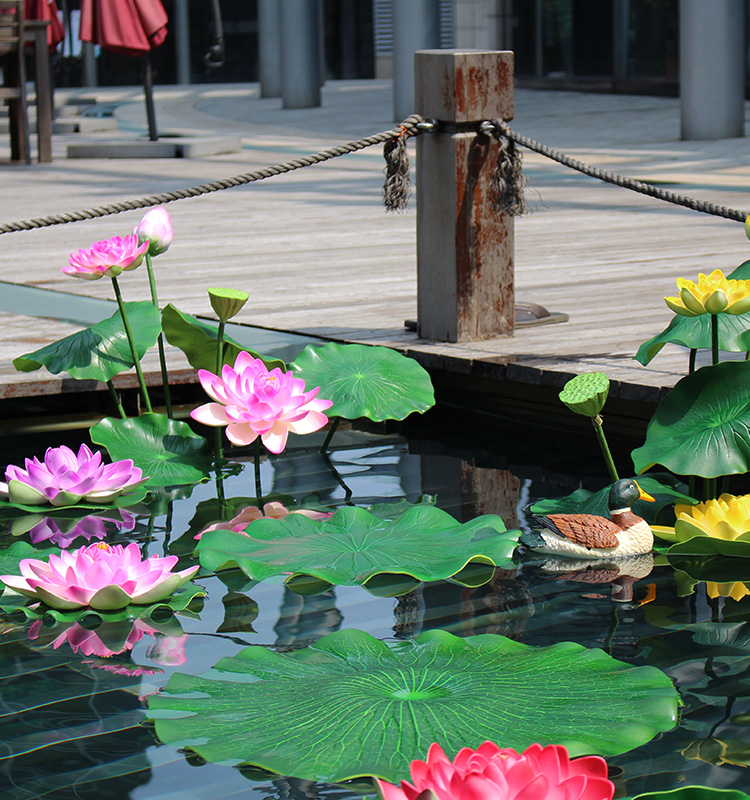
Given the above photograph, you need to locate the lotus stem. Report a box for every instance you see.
[591,415,619,483]
[163,500,174,554]
[711,313,719,366]
[688,348,697,374]
[215,320,226,374]
[704,477,717,501]
[320,417,340,453]
[145,253,173,418]
[215,471,229,519]
[321,451,354,505]
[111,276,152,413]
[214,427,225,468]
[106,380,127,419]
[254,439,263,502]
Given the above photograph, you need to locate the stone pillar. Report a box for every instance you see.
[174,0,191,85]
[280,0,321,108]
[415,50,515,342]
[393,0,440,122]
[259,0,283,97]
[680,0,745,140]
[82,42,97,87]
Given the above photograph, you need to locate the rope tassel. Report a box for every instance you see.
[382,125,412,213]
[488,120,529,217]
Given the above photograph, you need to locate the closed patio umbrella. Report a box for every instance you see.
[24,0,65,52]
[79,0,168,140]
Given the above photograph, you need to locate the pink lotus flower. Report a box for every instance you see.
[3,444,147,507]
[374,742,614,800]
[64,234,148,280]
[135,206,173,256]
[146,632,188,665]
[15,510,137,548]
[195,501,333,540]
[0,542,199,611]
[28,616,159,657]
[82,660,162,677]
[190,352,333,453]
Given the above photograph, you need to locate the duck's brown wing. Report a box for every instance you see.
[538,514,620,549]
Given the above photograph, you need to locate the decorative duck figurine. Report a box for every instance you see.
[522,478,655,559]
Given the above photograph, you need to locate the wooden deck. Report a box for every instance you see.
[2,81,750,424]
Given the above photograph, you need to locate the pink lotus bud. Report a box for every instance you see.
[136,206,173,256]
[64,235,148,280]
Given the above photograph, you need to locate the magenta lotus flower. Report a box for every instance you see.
[0,542,199,611]
[374,742,614,800]
[82,660,162,677]
[195,501,333,540]
[190,351,333,453]
[13,509,137,548]
[64,234,148,280]
[3,444,147,507]
[135,206,173,256]
[146,632,188,666]
[28,617,159,657]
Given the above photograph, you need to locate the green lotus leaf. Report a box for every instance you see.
[558,372,609,417]
[632,361,750,478]
[0,488,148,514]
[13,301,161,381]
[529,474,694,523]
[634,312,750,365]
[146,628,679,782]
[668,555,750,583]
[196,505,519,589]
[665,536,750,559]
[628,789,750,800]
[291,342,435,421]
[728,260,750,281]
[90,413,211,487]
[161,304,285,373]
[0,583,206,623]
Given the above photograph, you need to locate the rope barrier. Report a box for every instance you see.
[490,120,750,223]
[0,115,424,235]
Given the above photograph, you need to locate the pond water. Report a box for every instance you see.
[1,420,749,800]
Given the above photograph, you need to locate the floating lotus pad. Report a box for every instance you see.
[161,304,284,373]
[196,505,519,589]
[632,361,750,478]
[291,343,435,421]
[13,301,161,382]
[147,628,679,783]
[0,489,148,514]
[90,413,211,487]
[629,790,750,800]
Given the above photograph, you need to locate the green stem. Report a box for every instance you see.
[254,439,263,502]
[215,471,229,519]
[711,312,720,366]
[321,451,354,505]
[216,320,226,374]
[704,477,717,501]
[106,380,127,419]
[214,427,225,468]
[320,417,341,453]
[591,415,619,483]
[688,475,696,499]
[688,348,697,374]
[145,253,173,418]
[111,276,152,412]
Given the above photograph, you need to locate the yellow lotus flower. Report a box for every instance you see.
[674,493,750,542]
[664,269,750,316]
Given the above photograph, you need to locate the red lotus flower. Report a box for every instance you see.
[374,742,614,800]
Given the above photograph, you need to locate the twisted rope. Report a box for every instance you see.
[492,120,750,223]
[0,115,424,235]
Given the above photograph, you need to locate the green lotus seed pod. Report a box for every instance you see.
[208,287,250,322]
[704,289,728,314]
[745,214,750,241]
[558,372,610,417]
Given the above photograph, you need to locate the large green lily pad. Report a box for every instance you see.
[147,628,679,782]
[13,301,161,382]
[529,474,694,523]
[664,535,750,559]
[0,488,147,514]
[196,505,518,589]
[635,312,750,366]
[628,790,750,800]
[632,361,750,478]
[0,541,59,589]
[291,343,435,421]
[90,413,211,487]
[161,304,285,373]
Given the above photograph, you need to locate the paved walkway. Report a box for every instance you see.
[2,80,750,415]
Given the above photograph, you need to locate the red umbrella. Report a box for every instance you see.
[79,0,168,140]
[79,0,167,56]
[24,0,65,53]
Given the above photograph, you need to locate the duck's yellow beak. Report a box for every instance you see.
[635,481,656,502]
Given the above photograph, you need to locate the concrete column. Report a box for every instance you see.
[415,50,515,342]
[680,0,746,140]
[82,42,97,87]
[259,0,282,97]
[612,0,629,84]
[280,0,321,108]
[174,0,191,85]
[393,0,440,122]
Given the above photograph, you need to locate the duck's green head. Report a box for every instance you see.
[608,478,655,510]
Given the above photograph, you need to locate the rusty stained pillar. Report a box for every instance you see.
[415,50,514,342]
